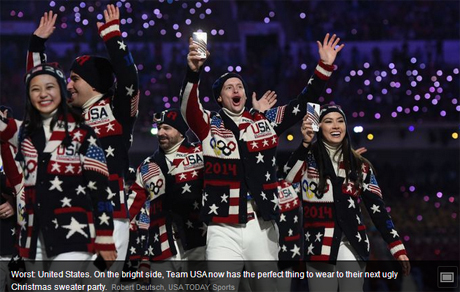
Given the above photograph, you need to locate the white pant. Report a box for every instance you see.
[206,212,279,292]
[306,240,366,292]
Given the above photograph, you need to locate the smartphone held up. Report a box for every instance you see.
[306,102,320,132]
[192,31,207,59]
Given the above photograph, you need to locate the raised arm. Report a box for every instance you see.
[265,33,343,135]
[97,4,139,123]
[26,11,57,71]
[180,37,211,141]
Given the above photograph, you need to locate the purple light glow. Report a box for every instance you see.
[374,113,381,119]
[436,192,443,198]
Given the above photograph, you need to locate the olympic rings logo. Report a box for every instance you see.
[210,138,236,156]
[148,179,164,195]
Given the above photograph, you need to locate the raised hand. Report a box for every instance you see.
[301,115,315,145]
[317,33,344,65]
[97,4,120,30]
[34,11,57,39]
[252,90,277,113]
[187,37,209,72]
[355,147,368,155]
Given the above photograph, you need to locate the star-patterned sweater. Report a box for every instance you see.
[26,19,139,219]
[127,140,206,261]
[277,180,303,263]
[0,143,21,256]
[180,62,333,224]
[0,115,115,259]
[284,143,407,262]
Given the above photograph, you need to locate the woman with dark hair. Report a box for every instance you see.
[284,104,410,292]
[0,63,116,283]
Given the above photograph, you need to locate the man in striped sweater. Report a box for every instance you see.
[181,33,343,291]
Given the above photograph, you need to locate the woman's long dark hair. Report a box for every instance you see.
[311,128,374,196]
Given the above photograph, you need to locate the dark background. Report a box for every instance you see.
[1,1,458,291]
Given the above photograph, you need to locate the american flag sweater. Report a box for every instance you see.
[0,142,21,256]
[26,19,139,219]
[0,114,115,259]
[278,180,303,263]
[284,143,407,262]
[127,141,206,261]
[180,62,333,224]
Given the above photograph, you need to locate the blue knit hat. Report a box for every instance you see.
[212,72,249,102]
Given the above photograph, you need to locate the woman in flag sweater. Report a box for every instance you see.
[284,104,410,292]
[0,63,116,282]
